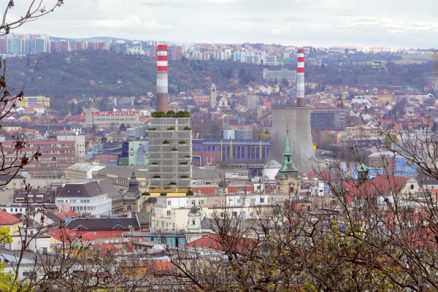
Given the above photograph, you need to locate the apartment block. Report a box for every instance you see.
[148,116,192,194]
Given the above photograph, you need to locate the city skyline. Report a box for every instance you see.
[10,0,438,49]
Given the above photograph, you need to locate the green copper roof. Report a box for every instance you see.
[356,162,369,172]
[277,134,298,177]
[283,135,292,156]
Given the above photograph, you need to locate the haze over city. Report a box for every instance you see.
[12,0,438,48]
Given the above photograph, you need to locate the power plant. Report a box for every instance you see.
[156,44,169,112]
[269,48,314,173]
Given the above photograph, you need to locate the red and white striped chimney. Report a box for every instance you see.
[156,44,169,112]
[296,48,305,106]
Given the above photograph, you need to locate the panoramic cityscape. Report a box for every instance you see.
[0,0,437,290]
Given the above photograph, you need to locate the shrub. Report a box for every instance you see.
[160,192,167,196]
[167,127,175,130]
[142,192,151,196]
[152,111,166,118]
[166,110,176,117]
[186,189,194,196]
[176,111,191,118]
[179,141,187,144]
[171,148,178,151]
[162,140,170,144]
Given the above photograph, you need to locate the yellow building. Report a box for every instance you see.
[0,211,22,236]
[16,96,50,108]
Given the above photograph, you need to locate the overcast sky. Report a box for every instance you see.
[11,0,438,48]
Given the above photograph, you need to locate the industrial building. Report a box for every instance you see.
[84,109,140,127]
[192,139,269,167]
[269,48,314,172]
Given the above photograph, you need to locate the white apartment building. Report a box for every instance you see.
[56,181,112,216]
[150,193,288,232]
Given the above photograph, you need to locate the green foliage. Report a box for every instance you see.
[160,192,167,196]
[0,228,28,291]
[151,111,191,118]
[141,192,151,196]
[0,227,12,244]
[186,189,194,196]
[383,132,398,149]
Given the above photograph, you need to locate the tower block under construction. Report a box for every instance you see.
[269,48,314,172]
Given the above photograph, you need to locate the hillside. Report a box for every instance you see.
[4,51,434,101]
[5,51,263,99]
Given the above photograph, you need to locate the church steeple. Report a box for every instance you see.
[128,172,139,193]
[277,132,298,177]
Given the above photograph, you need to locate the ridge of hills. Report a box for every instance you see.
[4,51,433,103]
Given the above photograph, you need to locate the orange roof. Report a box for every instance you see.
[342,175,408,203]
[186,234,256,253]
[50,227,79,243]
[75,230,124,241]
[0,211,21,225]
[58,211,77,219]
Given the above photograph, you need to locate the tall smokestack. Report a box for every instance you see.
[156,44,169,112]
[296,48,305,107]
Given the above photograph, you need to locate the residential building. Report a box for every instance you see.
[1,138,80,179]
[64,163,106,180]
[55,181,112,216]
[150,193,288,232]
[311,109,346,131]
[16,96,50,109]
[148,115,192,194]
[263,68,296,84]
[57,133,86,161]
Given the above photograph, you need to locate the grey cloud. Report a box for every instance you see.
[10,0,438,48]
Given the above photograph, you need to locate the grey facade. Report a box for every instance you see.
[148,117,192,193]
[270,106,314,173]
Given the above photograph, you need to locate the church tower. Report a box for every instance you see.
[276,133,300,194]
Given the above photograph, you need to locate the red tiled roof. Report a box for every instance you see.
[186,234,256,253]
[75,230,124,241]
[342,175,408,203]
[58,211,78,219]
[50,228,79,243]
[0,211,21,225]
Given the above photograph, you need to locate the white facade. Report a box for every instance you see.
[56,194,112,216]
[150,193,288,232]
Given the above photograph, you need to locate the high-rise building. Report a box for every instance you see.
[148,115,192,194]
